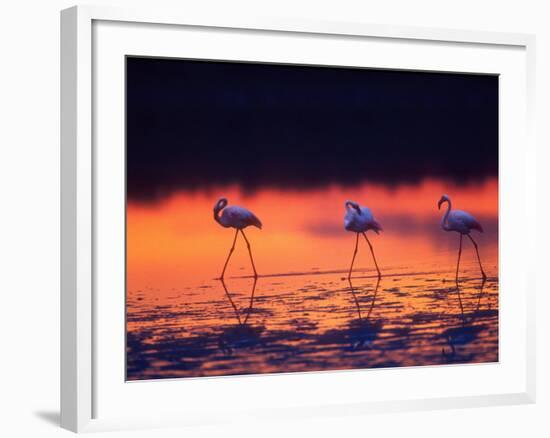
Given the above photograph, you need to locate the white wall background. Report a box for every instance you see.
[0,1,547,436]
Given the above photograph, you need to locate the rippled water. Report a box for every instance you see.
[127,258,498,380]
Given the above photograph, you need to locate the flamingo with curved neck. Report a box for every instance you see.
[213,197,262,279]
[437,194,486,280]
[344,199,383,279]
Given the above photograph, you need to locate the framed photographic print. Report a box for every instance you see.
[61,5,536,433]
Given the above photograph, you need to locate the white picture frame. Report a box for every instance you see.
[60,4,536,433]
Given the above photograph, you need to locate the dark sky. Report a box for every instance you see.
[126,57,498,203]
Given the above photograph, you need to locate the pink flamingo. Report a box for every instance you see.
[344,200,383,279]
[213,198,262,279]
[438,194,487,280]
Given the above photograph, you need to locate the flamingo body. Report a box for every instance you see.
[218,205,262,230]
[444,210,483,235]
[344,204,382,234]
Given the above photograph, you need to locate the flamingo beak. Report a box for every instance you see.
[437,198,444,210]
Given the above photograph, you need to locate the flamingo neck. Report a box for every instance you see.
[441,199,451,231]
[214,205,225,226]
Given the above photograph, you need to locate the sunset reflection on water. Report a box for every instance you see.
[126,178,498,380]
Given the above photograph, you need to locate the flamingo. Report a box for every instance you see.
[438,194,487,280]
[344,200,383,278]
[213,198,262,279]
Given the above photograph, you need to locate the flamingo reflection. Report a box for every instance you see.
[346,277,382,350]
[219,277,258,325]
[218,278,264,356]
[441,278,487,361]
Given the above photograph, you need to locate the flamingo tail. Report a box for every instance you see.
[370,220,383,235]
[471,220,484,233]
[250,213,262,229]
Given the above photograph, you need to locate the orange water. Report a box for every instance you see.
[126,178,498,380]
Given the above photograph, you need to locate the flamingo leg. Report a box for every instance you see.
[220,229,239,279]
[467,234,487,280]
[239,229,258,278]
[347,233,360,279]
[362,232,382,278]
[455,234,463,281]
